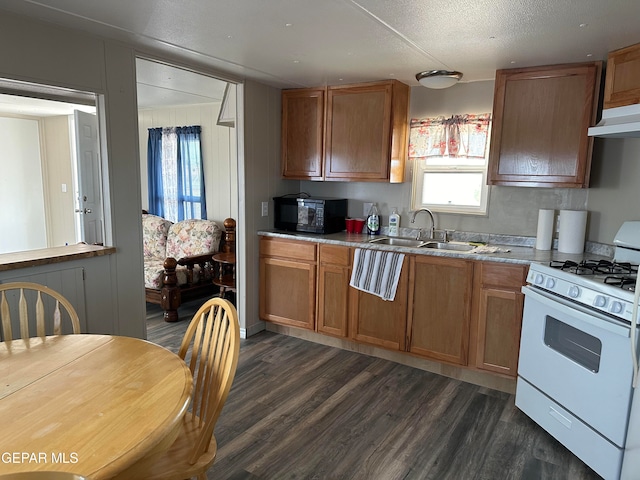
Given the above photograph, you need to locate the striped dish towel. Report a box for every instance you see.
[350,248,405,301]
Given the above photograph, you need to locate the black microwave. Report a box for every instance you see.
[273,196,347,234]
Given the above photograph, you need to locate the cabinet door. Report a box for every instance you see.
[407,256,473,365]
[281,88,325,180]
[488,62,601,188]
[317,263,350,337]
[349,255,408,350]
[259,238,317,330]
[471,262,527,377]
[317,244,350,338]
[259,256,316,330]
[475,287,524,376]
[603,42,640,109]
[325,82,392,181]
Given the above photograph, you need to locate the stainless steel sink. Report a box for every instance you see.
[367,237,476,251]
[421,241,475,251]
[368,237,427,247]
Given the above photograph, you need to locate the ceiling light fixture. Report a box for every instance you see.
[415,70,463,89]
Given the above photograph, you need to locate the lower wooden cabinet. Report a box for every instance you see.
[348,255,409,350]
[259,235,528,380]
[407,255,473,365]
[316,244,350,337]
[259,237,317,330]
[470,262,528,377]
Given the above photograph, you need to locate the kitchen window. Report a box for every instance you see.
[409,113,491,215]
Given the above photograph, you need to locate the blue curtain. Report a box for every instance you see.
[147,127,164,217]
[176,126,207,221]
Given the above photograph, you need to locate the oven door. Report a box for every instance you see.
[517,285,634,447]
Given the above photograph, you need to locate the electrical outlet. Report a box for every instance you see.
[363,202,373,218]
[261,201,268,217]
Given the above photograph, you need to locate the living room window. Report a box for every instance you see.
[409,113,491,215]
[147,125,206,222]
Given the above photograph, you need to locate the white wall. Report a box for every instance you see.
[587,137,640,244]
[0,116,46,253]
[138,102,238,224]
[301,80,639,245]
[42,115,76,247]
[240,80,285,337]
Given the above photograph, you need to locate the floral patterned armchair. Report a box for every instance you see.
[143,213,223,322]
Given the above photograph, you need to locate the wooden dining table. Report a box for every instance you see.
[0,334,193,479]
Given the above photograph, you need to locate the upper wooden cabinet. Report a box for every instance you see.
[281,80,409,183]
[488,62,602,188]
[281,88,325,180]
[603,42,640,109]
[325,80,409,182]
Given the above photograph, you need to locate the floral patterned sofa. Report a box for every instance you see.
[143,213,222,321]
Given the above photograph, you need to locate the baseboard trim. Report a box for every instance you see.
[241,320,266,339]
[265,323,516,394]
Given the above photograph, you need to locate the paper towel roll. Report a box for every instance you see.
[558,210,588,254]
[535,209,555,250]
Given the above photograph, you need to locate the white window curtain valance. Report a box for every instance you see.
[408,113,492,159]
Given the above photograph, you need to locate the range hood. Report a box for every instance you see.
[588,103,640,138]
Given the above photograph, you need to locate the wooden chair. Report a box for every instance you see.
[0,282,81,341]
[115,297,240,480]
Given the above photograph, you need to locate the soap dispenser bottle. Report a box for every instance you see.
[366,203,380,235]
[388,207,400,236]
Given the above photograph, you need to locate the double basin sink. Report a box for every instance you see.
[368,236,476,251]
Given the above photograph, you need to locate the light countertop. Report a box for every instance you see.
[258,230,613,266]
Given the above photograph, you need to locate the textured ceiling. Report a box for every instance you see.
[0,0,639,95]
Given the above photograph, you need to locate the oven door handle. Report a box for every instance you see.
[522,285,631,337]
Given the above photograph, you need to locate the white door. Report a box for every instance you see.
[74,110,103,245]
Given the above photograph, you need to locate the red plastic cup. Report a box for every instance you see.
[345,218,356,233]
[353,218,365,234]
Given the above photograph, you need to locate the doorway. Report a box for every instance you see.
[135,58,240,312]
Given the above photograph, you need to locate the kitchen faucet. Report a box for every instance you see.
[410,208,436,240]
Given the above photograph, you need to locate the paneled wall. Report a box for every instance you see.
[0,267,86,340]
[0,12,146,338]
[138,103,238,224]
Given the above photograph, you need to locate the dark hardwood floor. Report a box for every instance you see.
[146,300,602,480]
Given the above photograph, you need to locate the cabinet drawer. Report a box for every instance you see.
[480,262,527,289]
[319,244,350,266]
[260,237,317,262]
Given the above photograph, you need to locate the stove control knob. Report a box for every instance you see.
[568,286,580,298]
[594,295,607,308]
[534,274,544,285]
[610,301,623,314]
[545,278,556,289]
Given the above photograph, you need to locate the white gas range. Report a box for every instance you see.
[516,221,640,480]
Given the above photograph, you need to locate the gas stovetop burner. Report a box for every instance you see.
[604,275,637,292]
[550,259,638,277]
